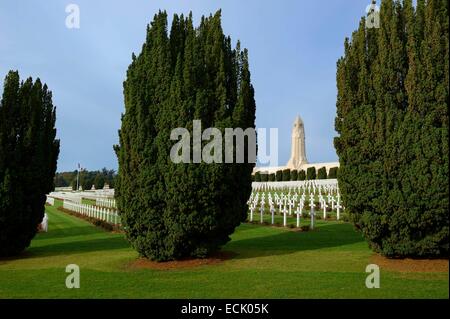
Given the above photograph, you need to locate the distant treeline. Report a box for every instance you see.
[54,168,117,190]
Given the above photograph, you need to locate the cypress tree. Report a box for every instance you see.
[335,0,448,257]
[268,173,275,182]
[328,167,338,179]
[0,71,60,256]
[298,169,306,181]
[290,169,298,181]
[275,170,283,181]
[317,167,327,180]
[115,11,256,261]
[282,169,291,181]
[306,167,316,180]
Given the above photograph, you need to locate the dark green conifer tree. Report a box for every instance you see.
[317,167,327,180]
[335,0,448,257]
[298,170,306,181]
[306,167,316,180]
[282,169,291,181]
[328,167,338,179]
[290,170,298,181]
[115,11,256,261]
[275,170,283,181]
[0,71,60,256]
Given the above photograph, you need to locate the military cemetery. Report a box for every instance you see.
[0,0,448,304]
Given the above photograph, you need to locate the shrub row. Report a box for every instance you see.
[252,167,339,182]
[57,207,122,233]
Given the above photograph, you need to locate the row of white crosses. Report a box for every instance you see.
[49,189,116,203]
[95,197,116,209]
[63,200,121,225]
[48,192,83,204]
[253,180,339,195]
[247,182,343,228]
[48,191,117,209]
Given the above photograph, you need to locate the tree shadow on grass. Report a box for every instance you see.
[224,223,366,260]
[33,225,102,241]
[0,222,365,265]
[0,236,130,263]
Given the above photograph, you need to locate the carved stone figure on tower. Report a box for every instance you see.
[252,115,339,176]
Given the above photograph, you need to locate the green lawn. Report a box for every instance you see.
[81,198,96,206]
[0,200,447,298]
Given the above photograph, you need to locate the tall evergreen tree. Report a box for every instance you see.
[282,169,291,181]
[306,167,316,180]
[0,71,60,256]
[298,169,306,181]
[115,11,256,261]
[328,167,339,179]
[290,169,298,181]
[335,0,448,257]
[317,167,327,180]
[260,173,268,182]
[275,170,283,181]
[269,173,275,182]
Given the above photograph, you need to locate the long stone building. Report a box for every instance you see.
[253,116,339,175]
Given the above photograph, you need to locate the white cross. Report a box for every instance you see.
[259,204,265,223]
[336,201,342,221]
[289,199,295,216]
[249,205,254,222]
[270,205,275,225]
[283,205,288,227]
[295,205,301,228]
[309,200,315,230]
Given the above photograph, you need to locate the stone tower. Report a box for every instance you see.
[287,115,308,169]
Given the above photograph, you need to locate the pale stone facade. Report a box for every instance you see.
[253,116,339,175]
[286,116,308,169]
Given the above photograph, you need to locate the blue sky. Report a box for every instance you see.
[0,0,369,172]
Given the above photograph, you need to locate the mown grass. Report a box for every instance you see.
[81,198,96,206]
[0,200,447,298]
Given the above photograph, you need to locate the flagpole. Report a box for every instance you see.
[76,163,80,191]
